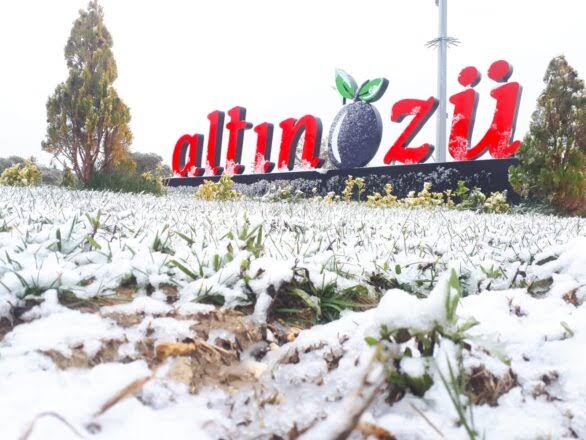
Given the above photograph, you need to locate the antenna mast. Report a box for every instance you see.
[426,0,459,162]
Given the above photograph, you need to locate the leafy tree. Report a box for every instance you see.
[114,156,137,173]
[0,156,25,174]
[42,0,132,184]
[510,56,585,215]
[131,152,172,176]
[40,166,63,186]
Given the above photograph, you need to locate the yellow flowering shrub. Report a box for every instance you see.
[0,161,42,187]
[196,174,241,201]
[342,176,366,201]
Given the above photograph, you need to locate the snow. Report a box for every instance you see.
[101,295,173,316]
[176,301,216,316]
[0,185,585,439]
[1,309,124,358]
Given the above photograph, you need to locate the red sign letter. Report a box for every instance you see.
[206,110,224,175]
[448,66,482,160]
[172,134,205,177]
[253,122,275,173]
[278,116,324,170]
[225,106,252,175]
[384,97,438,164]
[482,60,522,158]
[461,61,522,160]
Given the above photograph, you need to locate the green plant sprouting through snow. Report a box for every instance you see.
[366,270,482,438]
[0,185,584,438]
[0,185,581,319]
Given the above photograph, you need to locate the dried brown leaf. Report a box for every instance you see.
[357,422,397,440]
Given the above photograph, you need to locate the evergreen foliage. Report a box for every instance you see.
[42,0,132,184]
[509,56,586,215]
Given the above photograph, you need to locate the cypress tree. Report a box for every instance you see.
[509,56,585,214]
[42,0,132,184]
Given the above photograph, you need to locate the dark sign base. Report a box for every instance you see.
[168,158,520,201]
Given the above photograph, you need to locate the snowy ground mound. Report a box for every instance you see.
[0,186,585,439]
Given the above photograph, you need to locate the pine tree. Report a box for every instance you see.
[42,0,132,184]
[509,56,585,214]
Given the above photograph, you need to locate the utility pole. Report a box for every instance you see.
[435,0,448,163]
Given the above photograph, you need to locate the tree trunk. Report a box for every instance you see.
[82,161,93,184]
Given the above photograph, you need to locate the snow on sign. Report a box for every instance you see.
[171,60,522,178]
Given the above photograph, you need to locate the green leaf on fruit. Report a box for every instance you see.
[358,78,389,103]
[335,69,358,100]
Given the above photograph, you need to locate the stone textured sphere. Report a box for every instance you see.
[328,101,383,169]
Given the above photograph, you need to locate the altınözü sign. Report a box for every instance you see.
[171,60,521,177]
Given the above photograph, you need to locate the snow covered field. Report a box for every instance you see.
[0,185,585,439]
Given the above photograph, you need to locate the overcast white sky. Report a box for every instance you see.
[0,0,584,168]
